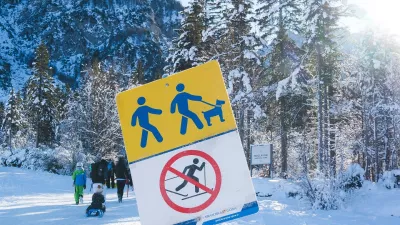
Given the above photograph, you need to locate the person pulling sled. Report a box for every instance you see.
[72,162,87,205]
[86,184,106,217]
[114,156,131,203]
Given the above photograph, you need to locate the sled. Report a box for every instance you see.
[86,209,104,218]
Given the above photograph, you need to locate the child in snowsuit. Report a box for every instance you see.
[86,184,106,214]
[72,162,87,205]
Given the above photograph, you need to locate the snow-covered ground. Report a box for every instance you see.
[1,166,400,225]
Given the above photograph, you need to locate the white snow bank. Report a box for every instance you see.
[1,167,400,225]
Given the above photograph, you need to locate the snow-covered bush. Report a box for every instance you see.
[339,164,364,192]
[0,147,80,175]
[379,170,400,189]
[299,164,365,210]
[0,148,26,167]
[299,174,343,210]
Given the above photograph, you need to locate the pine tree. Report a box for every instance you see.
[348,31,400,181]
[0,101,4,145]
[202,0,230,58]
[165,0,206,74]
[0,102,4,124]
[131,60,145,85]
[257,0,304,176]
[0,61,11,91]
[65,61,123,158]
[2,88,23,152]
[222,0,265,166]
[25,42,57,147]
[305,0,342,175]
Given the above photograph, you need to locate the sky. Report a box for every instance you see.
[179,0,400,38]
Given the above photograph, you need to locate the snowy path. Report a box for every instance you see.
[0,167,140,225]
[1,167,400,225]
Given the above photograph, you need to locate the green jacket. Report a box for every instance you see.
[72,169,87,186]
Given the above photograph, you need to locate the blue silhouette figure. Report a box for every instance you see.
[132,97,163,148]
[170,83,204,135]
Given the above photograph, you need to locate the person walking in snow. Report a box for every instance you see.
[86,184,106,215]
[106,159,115,189]
[114,156,130,203]
[72,162,87,205]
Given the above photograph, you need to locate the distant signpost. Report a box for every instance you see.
[250,144,273,177]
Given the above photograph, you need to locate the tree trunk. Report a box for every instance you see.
[316,44,324,172]
[238,107,247,166]
[385,115,390,171]
[323,85,329,175]
[328,87,336,177]
[278,6,288,175]
[280,98,288,175]
[246,110,253,168]
[392,115,398,169]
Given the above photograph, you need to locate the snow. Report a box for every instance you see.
[276,67,301,100]
[1,166,400,225]
[33,97,39,104]
[0,167,140,225]
[373,59,381,69]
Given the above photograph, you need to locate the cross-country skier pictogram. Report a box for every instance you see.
[160,150,222,213]
[175,158,205,193]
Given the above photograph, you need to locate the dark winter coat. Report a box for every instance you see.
[90,161,107,184]
[114,160,129,180]
[90,192,105,209]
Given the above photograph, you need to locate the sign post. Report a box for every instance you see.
[250,144,273,178]
[116,61,259,225]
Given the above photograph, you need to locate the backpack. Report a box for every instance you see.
[107,162,112,171]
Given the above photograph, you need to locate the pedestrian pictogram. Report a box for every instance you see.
[131,96,163,148]
[160,150,222,214]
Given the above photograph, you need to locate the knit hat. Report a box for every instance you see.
[95,184,103,193]
[76,162,83,168]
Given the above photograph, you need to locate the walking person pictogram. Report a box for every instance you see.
[175,158,205,193]
[131,96,163,148]
[170,83,204,135]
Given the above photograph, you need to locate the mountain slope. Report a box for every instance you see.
[0,0,182,100]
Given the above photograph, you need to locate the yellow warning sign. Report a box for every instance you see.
[116,61,236,163]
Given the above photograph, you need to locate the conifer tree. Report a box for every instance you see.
[257,0,305,175]
[66,61,122,158]
[131,60,145,85]
[0,62,11,90]
[0,101,4,145]
[2,88,23,152]
[0,102,4,125]
[305,0,342,174]
[25,42,57,147]
[165,0,206,73]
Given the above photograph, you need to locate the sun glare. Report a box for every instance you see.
[357,0,400,37]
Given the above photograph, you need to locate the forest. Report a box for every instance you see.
[0,0,399,209]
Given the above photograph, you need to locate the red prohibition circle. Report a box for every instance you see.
[159,150,222,213]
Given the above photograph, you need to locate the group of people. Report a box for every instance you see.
[72,155,133,215]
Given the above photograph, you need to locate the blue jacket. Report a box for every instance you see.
[72,169,87,186]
